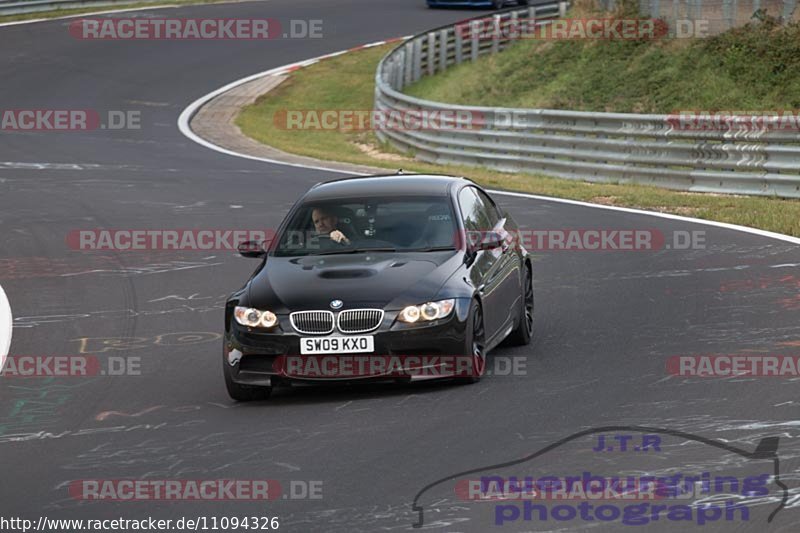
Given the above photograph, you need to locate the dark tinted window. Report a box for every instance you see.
[458,187,496,231]
[475,189,501,227]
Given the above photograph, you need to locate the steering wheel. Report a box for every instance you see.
[315,233,350,247]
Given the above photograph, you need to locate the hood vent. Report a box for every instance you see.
[318,269,375,279]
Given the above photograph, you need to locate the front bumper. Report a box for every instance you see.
[224,300,471,385]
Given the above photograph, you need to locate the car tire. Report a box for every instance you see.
[507,265,533,346]
[461,299,487,384]
[223,349,272,401]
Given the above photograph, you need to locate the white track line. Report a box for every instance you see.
[0,6,177,28]
[0,0,257,28]
[0,285,11,371]
[491,190,800,245]
[177,42,800,247]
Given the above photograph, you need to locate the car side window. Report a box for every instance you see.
[458,188,480,231]
[458,187,493,231]
[474,189,501,228]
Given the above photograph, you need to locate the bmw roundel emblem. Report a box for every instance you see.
[330,299,343,309]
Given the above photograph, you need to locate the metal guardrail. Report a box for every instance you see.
[374,3,800,198]
[0,0,167,17]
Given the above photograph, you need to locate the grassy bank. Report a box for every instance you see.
[236,40,800,237]
[405,5,800,112]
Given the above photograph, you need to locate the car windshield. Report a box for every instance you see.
[272,196,457,256]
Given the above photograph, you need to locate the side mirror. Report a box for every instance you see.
[238,240,266,258]
[478,231,505,250]
[477,219,509,251]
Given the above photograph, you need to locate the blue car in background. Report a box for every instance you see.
[427,0,528,7]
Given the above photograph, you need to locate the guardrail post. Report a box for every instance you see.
[525,6,537,37]
[470,20,479,62]
[558,1,567,16]
[403,42,413,87]
[380,57,390,88]
[427,32,436,76]
[491,15,501,54]
[454,24,464,64]
[392,56,402,90]
[412,39,423,82]
[507,11,518,45]
[439,29,448,72]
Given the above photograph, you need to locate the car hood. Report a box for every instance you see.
[247,251,461,312]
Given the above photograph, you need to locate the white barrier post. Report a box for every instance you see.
[0,285,11,373]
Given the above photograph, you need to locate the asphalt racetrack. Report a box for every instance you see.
[1,1,799,531]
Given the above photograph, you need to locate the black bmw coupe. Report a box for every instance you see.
[223,174,533,400]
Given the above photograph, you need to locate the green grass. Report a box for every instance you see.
[0,0,240,23]
[405,13,800,112]
[236,42,800,237]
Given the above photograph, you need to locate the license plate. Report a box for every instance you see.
[300,336,374,355]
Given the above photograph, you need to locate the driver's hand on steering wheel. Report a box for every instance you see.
[330,230,350,245]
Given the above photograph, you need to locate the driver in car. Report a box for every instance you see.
[312,207,351,245]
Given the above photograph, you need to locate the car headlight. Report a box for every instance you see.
[234,306,278,328]
[398,299,455,323]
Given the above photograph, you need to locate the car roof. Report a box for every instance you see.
[302,173,474,202]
